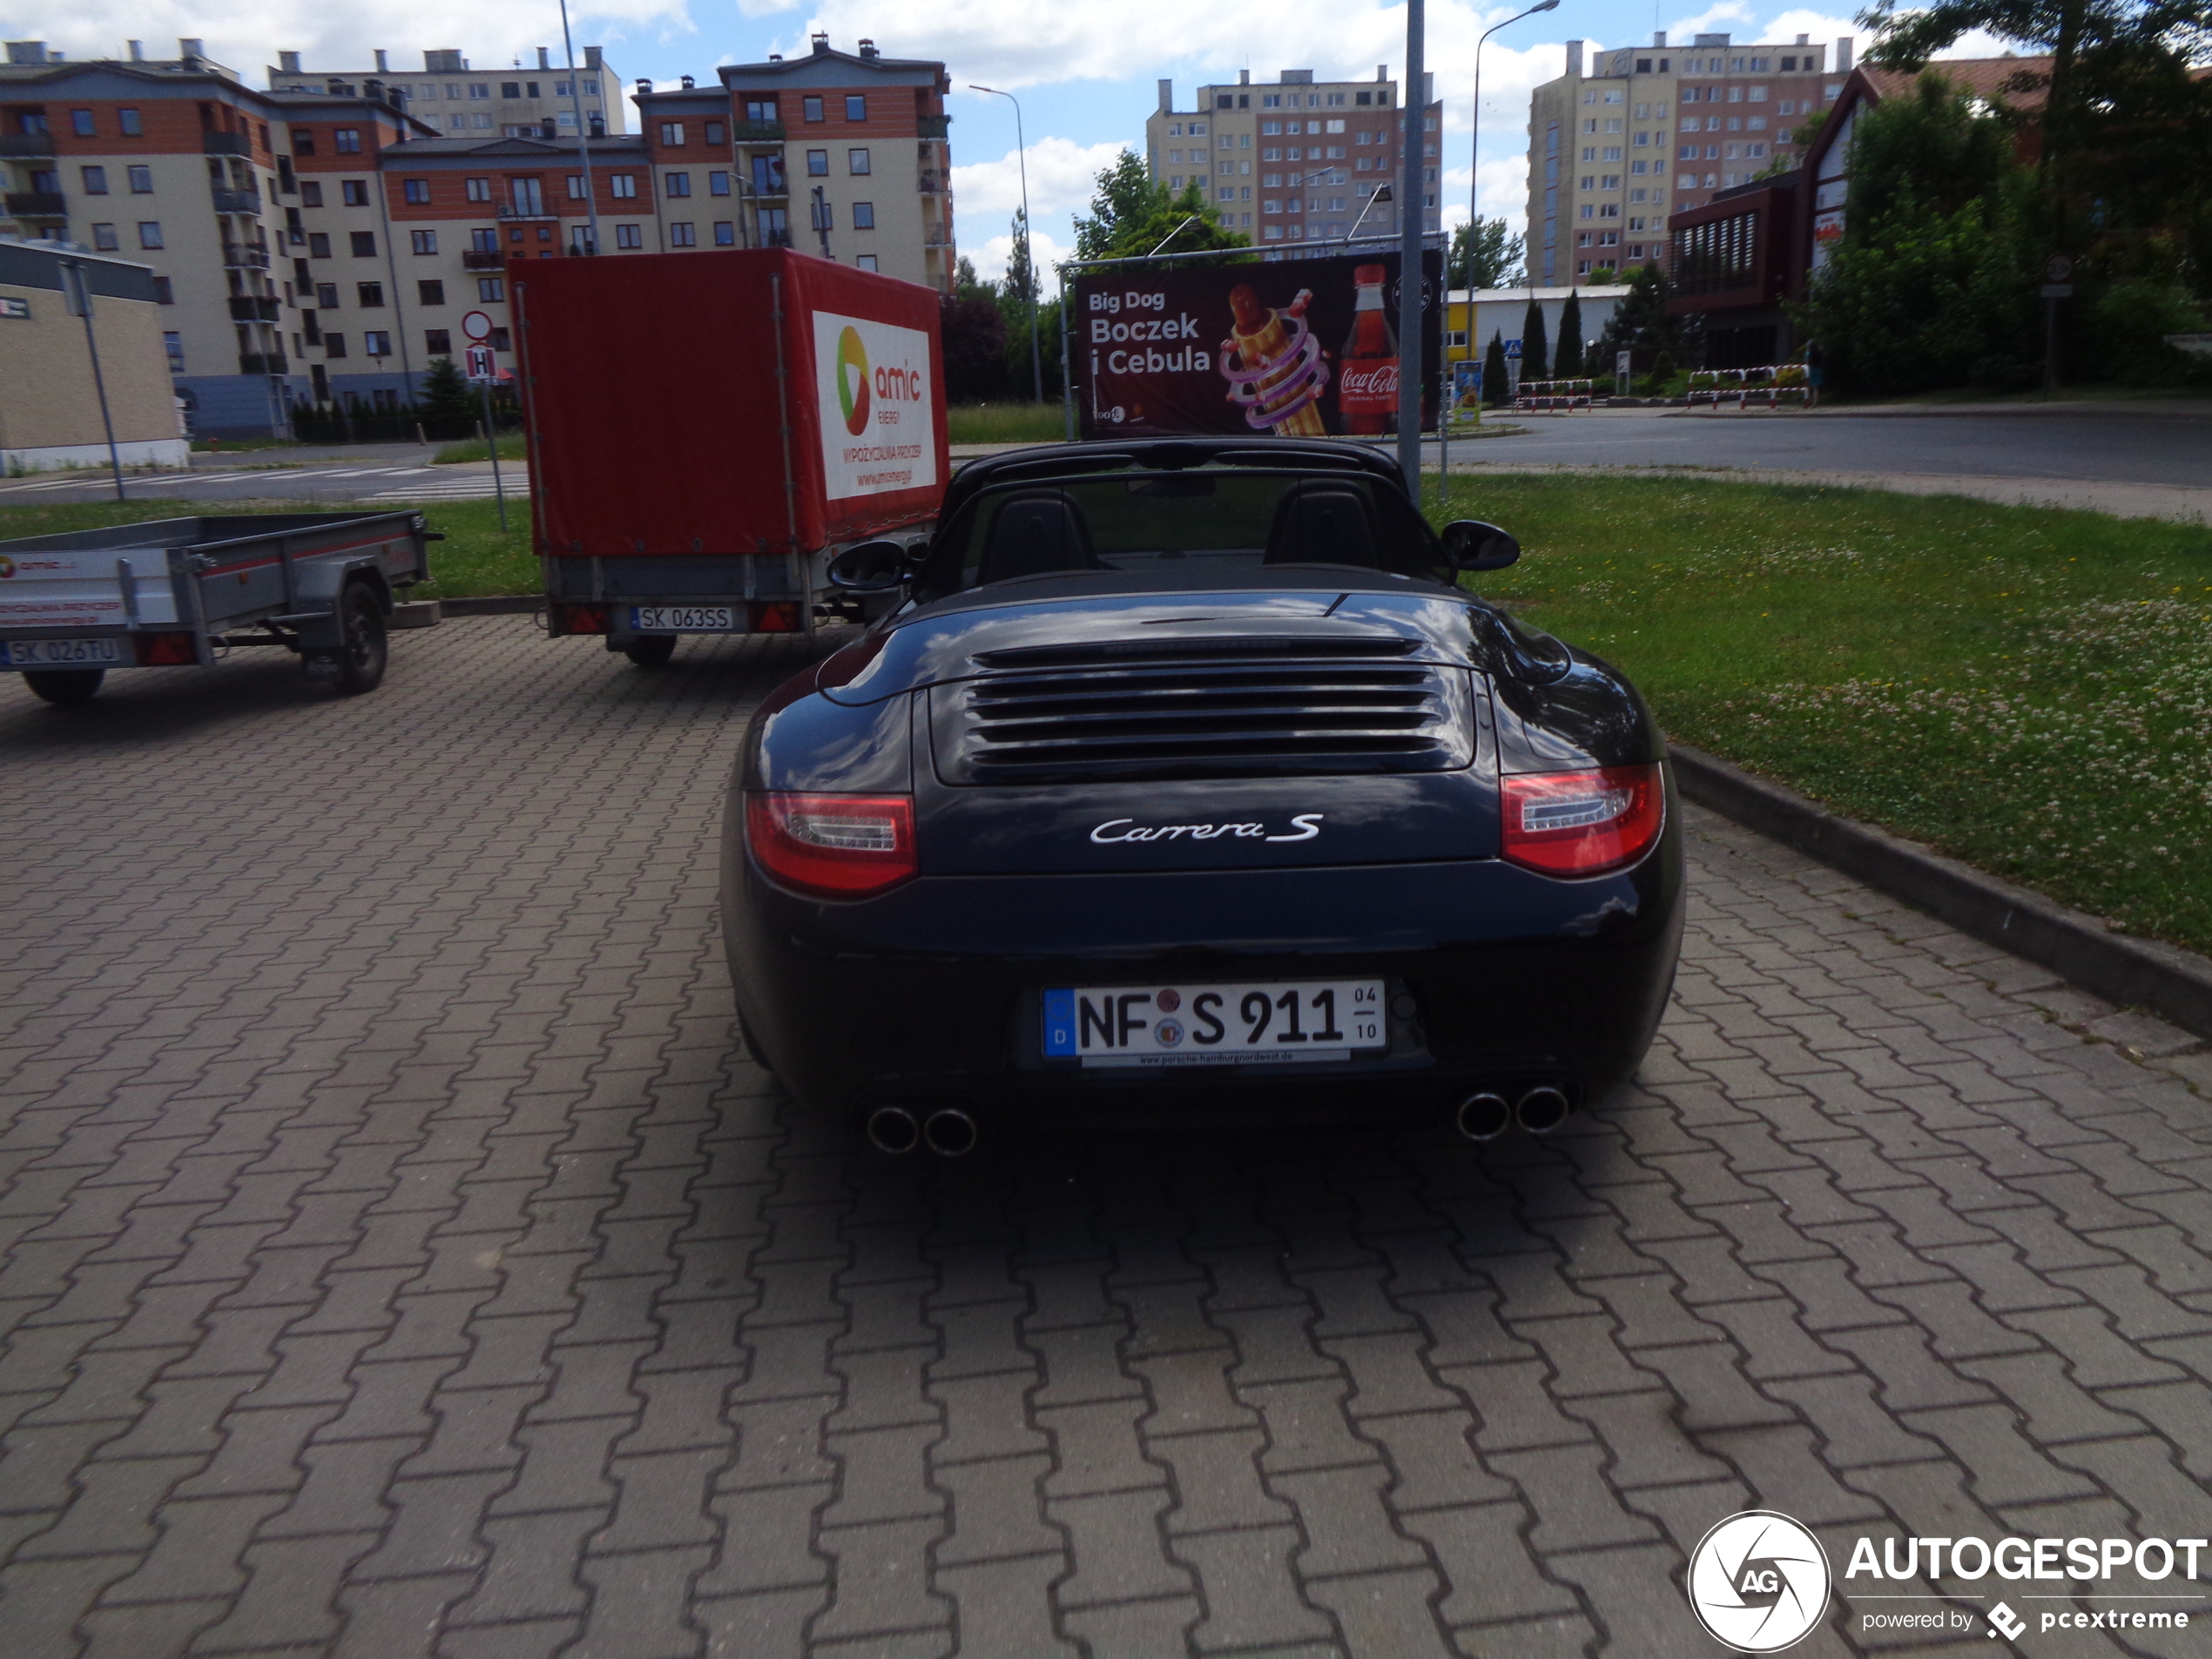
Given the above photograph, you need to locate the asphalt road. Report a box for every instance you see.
[4,620,2210,1658]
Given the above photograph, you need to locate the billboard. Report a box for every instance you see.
[813,311,938,502]
[1070,250,1443,440]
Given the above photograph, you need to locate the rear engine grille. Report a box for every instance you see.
[935,644,1473,784]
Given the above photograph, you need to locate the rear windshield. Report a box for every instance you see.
[914,469,1442,599]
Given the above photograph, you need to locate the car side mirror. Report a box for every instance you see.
[826,539,914,592]
[1442,520,1521,573]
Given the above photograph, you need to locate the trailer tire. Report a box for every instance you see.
[331,581,388,695]
[23,669,104,705]
[624,635,678,670]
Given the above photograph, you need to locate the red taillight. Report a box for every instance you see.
[1501,764,1664,877]
[746,792,918,899]
[550,602,610,635]
[132,631,199,665]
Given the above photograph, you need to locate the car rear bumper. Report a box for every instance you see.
[720,816,1684,1130]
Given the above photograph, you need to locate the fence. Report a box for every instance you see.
[1513,378,1597,414]
[1686,366,1811,411]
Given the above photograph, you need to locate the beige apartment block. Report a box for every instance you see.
[1526,32,1851,284]
[269,46,626,138]
[0,239,185,469]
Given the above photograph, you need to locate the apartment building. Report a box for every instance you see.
[1146,69,1442,251]
[267,47,626,138]
[1525,32,1850,284]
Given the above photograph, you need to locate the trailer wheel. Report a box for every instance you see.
[331,582,388,695]
[624,635,678,670]
[23,669,104,705]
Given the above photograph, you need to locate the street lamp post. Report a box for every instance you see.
[1468,0,1560,291]
[559,0,601,254]
[969,84,1043,405]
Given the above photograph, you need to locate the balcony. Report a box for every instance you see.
[731,119,786,143]
[917,171,950,194]
[228,295,283,320]
[204,131,253,157]
[918,115,951,140]
[494,205,559,221]
[0,133,55,158]
[211,186,264,215]
[222,246,272,269]
[239,353,290,375]
[462,250,507,270]
[3,191,65,217]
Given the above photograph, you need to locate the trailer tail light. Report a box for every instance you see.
[752,601,803,633]
[746,792,918,899]
[1501,764,1664,877]
[132,631,199,666]
[550,602,610,635]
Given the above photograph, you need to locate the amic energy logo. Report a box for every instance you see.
[837,326,871,436]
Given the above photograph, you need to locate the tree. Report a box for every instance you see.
[1482,330,1511,406]
[1450,217,1526,289]
[941,293,1010,403]
[1594,261,1683,367]
[1553,290,1585,377]
[952,254,995,301]
[1519,297,1549,382]
[415,355,475,437]
[1002,206,1039,313]
[1072,150,1250,264]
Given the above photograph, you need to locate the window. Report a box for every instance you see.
[1750,85,1768,101]
[489,327,510,350]
[152,275,172,304]
[705,121,724,145]
[424,327,452,354]
[855,253,877,271]
[126,164,152,193]
[299,181,326,208]
[1190,122,1206,135]
[357,281,384,307]
[138,222,165,248]
[465,177,492,202]
[419,280,445,305]
[842,95,867,122]
[403,178,430,204]
[115,107,145,137]
[350,232,376,256]
[469,82,489,99]
[309,232,332,258]
[1603,146,1622,161]
[470,228,499,252]
[402,229,435,257]
[334,128,361,153]
[615,223,642,248]
[803,96,824,122]
[664,172,691,197]
[1780,100,1797,116]
[847,148,870,174]
[713,220,735,246]
[669,222,696,246]
[660,122,685,145]
[92,223,119,251]
[610,174,637,198]
[745,98,775,122]
[565,174,587,199]
[709,171,730,196]
[341,179,370,206]
[365,330,392,357]
[324,333,347,358]
[477,276,505,300]
[70,109,96,137]
[806,150,828,176]
[71,165,113,199]
[852,201,874,229]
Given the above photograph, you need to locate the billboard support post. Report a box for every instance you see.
[1396,0,1426,496]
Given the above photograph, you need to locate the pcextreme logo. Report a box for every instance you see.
[836,325,871,436]
[1688,1511,1831,1652]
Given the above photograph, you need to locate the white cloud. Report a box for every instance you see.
[952,138,1128,220]
[968,226,1073,284]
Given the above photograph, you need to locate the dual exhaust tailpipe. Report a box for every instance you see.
[866,1104,977,1158]
[1453,1084,1571,1143]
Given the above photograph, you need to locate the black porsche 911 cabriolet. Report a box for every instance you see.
[719,438,1683,1156]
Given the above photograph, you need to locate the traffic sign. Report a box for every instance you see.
[461,309,495,342]
[465,343,498,382]
[2044,254,2074,283]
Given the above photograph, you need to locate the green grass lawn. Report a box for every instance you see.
[433,434,530,464]
[948,402,1069,444]
[1437,474,2212,954]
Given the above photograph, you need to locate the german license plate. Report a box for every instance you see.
[631,606,736,632]
[1043,979,1386,1068]
[2,637,122,667]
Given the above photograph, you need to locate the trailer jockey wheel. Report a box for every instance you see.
[330,581,388,695]
[624,636,678,670]
[23,669,104,705]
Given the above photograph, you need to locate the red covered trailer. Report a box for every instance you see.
[512,249,948,664]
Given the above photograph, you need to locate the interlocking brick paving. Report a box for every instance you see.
[3,619,2209,1658]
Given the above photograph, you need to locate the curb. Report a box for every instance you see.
[436,596,541,616]
[1670,744,2212,1042]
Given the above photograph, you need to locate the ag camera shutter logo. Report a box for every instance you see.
[1688,1511,1831,1652]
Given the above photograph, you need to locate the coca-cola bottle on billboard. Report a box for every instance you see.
[1337,264,1399,435]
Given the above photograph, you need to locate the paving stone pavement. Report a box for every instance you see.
[3,617,2211,1659]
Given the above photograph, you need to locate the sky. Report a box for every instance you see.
[9,0,2000,283]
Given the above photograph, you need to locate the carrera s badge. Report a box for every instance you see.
[1089,814,1324,845]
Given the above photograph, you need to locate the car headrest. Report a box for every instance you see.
[978,491,1098,584]
[1264,483,1381,568]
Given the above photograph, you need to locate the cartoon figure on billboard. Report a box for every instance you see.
[1219,285,1330,436]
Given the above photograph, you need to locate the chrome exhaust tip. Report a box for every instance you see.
[1515,1085,1571,1135]
[865,1105,921,1156]
[1453,1091,1513,1143]
[921,1108,978,1158]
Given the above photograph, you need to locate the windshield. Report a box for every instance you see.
[913,469,1443,600]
